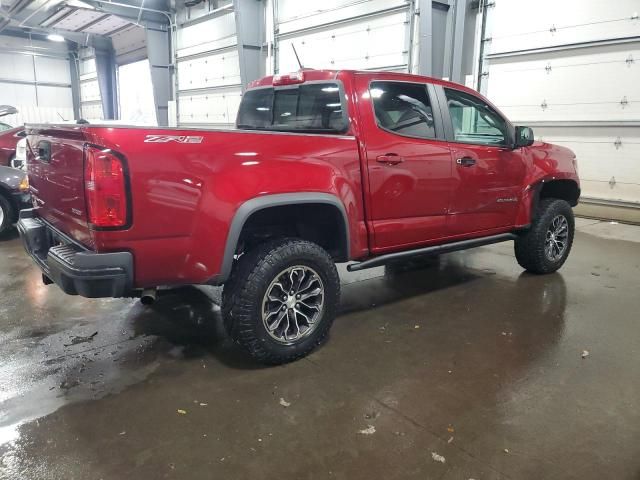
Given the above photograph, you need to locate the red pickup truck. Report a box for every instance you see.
[18,69,580,364]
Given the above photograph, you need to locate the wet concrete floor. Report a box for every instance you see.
[0,218,639,479]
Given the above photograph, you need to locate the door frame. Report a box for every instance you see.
[354,73,456,252]
[433,84,527,235]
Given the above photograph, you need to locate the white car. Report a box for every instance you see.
[12,137,26,170]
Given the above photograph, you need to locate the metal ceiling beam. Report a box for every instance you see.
[0,0,63,32]
[78,0,170,28]
[18,0,57,26]
[0,24,114,50]
[0,4,13,32]
[8,0,35,15]
[40,6,75,27]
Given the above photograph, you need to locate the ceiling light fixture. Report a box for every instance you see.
[47,33,65,42]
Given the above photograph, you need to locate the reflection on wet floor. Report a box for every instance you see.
[1,226,639,479]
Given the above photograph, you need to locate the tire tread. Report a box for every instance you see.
[0,194,14,234]
[515,198,574,274]
[222,238,339,365]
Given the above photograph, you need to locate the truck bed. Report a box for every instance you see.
[25,124,366,287]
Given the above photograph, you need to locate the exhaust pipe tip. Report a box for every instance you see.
[140,288,157,305]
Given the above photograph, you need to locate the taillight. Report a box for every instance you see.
[84,146,129,228]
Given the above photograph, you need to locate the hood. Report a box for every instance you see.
[0,165,26,190]
[528,140,579,186]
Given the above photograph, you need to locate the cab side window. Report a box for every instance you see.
[444,88,508,146]
[370,81,436,139]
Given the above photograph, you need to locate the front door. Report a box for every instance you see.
[440,86,527,235]
[355,77,454,252]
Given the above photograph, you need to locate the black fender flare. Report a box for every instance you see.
[529,178,581,222]
[212,192,350,285]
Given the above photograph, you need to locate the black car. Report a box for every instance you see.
[0,165,31,234]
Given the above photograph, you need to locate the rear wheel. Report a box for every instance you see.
[222,238,340,365]
[0,194,14,234]
[515,198,574,274]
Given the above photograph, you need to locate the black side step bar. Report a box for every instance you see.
[347,233,518,272]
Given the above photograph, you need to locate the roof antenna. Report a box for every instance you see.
[291,43,303,69]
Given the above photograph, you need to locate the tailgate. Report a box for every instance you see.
[26,125,93,247]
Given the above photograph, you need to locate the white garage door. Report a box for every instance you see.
[0,35,75,125]
[173,0,412,128]
[483,0,640,217]
[78,47,104,121]
[274,0,411,73]
[176,9,242,128]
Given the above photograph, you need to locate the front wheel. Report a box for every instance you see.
[0,194,14,235]
[222,238,340,365]
[515,198,575,274]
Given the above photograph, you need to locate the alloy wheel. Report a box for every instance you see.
[545,214,569,262]
[261,265,325,344]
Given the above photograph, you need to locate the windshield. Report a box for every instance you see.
[236,83,347,134]
[0,122,13,132]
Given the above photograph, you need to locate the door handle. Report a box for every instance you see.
[376,153,404,165]
[456,156,476,167]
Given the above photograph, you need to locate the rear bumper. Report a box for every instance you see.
[17,209,133,298]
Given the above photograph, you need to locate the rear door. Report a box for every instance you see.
[355,75,454,252]
[436,86,527,235]
[27,126,93,246]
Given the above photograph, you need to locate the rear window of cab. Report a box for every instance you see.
[236,83,347,134]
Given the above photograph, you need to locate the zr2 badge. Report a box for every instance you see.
[144,135,203,144]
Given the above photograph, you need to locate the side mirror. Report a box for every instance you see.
[514,126,534,148]
[36,141,51,163]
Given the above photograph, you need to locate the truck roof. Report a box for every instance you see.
[248,69,479,96]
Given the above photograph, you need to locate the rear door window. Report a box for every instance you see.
[370,81,436,139]
[237,83,347,133]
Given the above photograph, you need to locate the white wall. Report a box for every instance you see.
[482,0,640,214]
[0,35,75,125]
